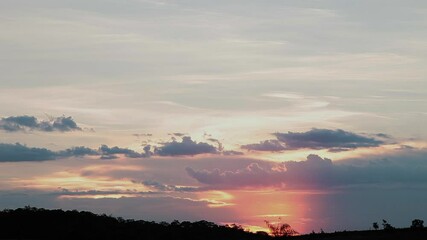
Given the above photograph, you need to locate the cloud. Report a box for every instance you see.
[222,150,244,156]
[0,115,82,132]
[206,138,224,151]
[133,133,153,137]
[241,140,286,152]
[0,136,226,162]
[155,136,218,156]
[169,132,187,137]
[186,151,427,189]
[273,128,385,152]
[375,133,392,139]
[59,146,99,157]
[240,129,386,152]
[0,143,151,162]
[0,143,57,162]
[99,145,150,158]
[0,116,38,131]
[186,162,284,188]
[141,180,201,192]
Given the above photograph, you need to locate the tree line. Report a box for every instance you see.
[0,206,270,240]
[0,206,426,239]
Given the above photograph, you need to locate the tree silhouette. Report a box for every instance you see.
[264,218,298,237]
[382,219,394,230]
[411,219,424,229]
[0,207,271,240]
[372,222,379,230]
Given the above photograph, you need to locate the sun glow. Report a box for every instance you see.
[197,191,235,208]
[224,189,328,234]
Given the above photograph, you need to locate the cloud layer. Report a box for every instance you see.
[0,143,145,162]
[154,136,218,156]
[0,143,57,162]
[0,115,81,132]
[0,137,221,162]
[241,140,286,152]
[242,129,385,152]
[187,152,427,189]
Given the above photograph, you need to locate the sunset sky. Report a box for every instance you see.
[1,0,427,234]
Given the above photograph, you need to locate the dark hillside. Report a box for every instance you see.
[1,207,426,240]
[0,207,270,240]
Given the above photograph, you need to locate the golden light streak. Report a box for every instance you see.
[10,170,149,193]
[196,191,235,208]
[221,222,270,233]
[256,214,290,218]
[243,225,270,233]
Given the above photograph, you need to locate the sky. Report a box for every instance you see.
[1,0,427,234]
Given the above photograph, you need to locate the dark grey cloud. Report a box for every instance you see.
[58,146,99,157]
[49,116,81,132]
[240,129,386,152]
[241,139,286,152]
[0,143,101,162]
[99,145,149,158]
[273,128,385,152]
[0,143,151,162]
[375,133,392,139]
[155,136,218,156]
[154,136,240,156]
[0,143,57,162]
[142,145,153,157]
[0,116,38,131]
[206,138,224,151]
[186,151,427,189]
[0,136,225,162]
[0,115,82,132]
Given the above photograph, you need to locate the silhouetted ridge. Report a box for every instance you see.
[0,206,269,240]
[1,207,426,240]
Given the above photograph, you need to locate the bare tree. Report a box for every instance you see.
[382,219,394,230]
[372,222,379,230]
[264,218,298,237]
